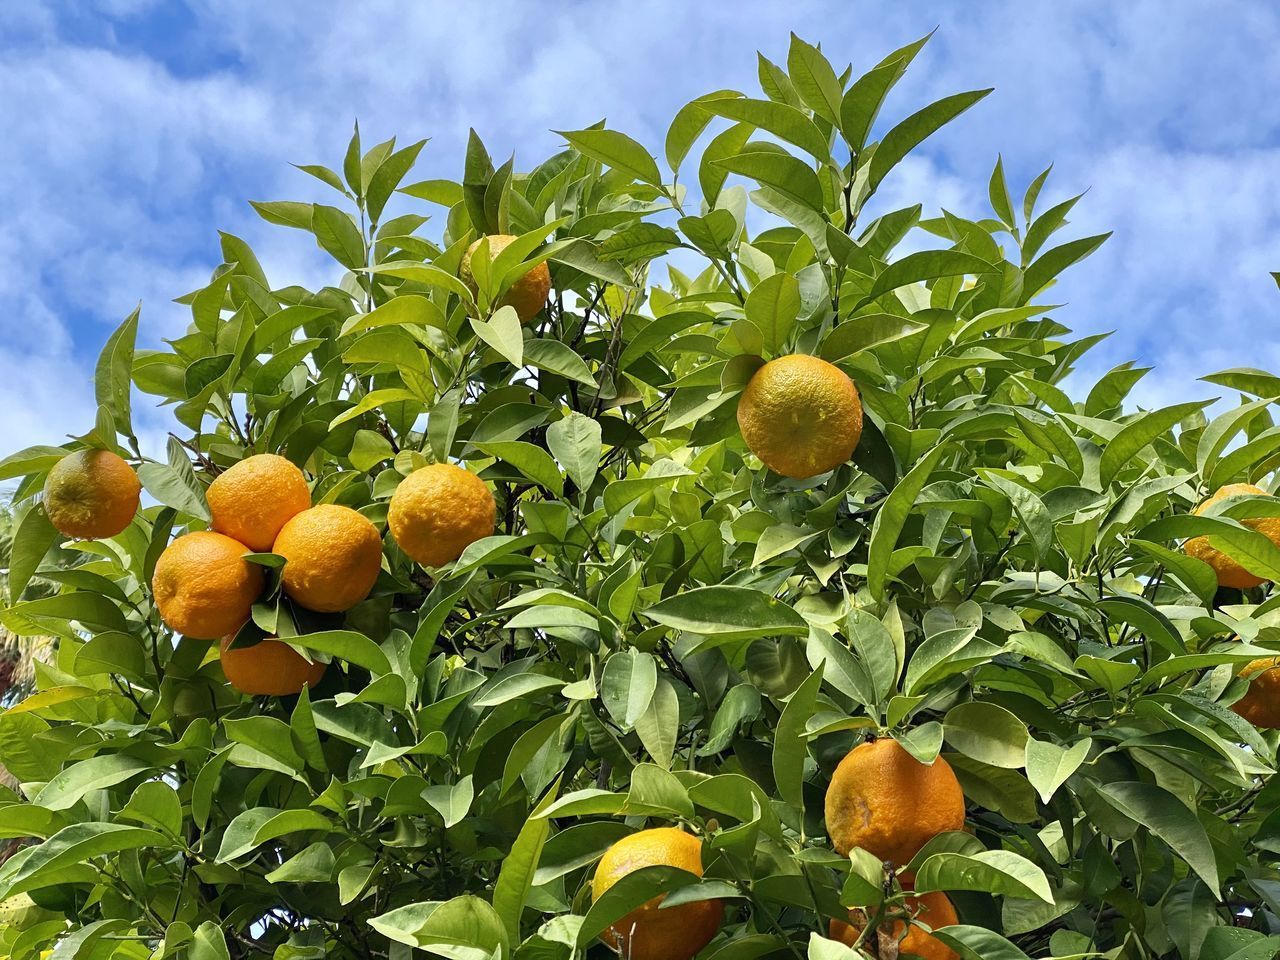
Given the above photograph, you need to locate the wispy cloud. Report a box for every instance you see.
[1,0,1279,455]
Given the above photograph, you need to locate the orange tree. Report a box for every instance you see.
[2,32,1280,960]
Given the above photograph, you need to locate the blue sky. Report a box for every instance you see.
[3,1,1280,455]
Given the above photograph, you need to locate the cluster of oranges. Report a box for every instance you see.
[42,450,495,697]
[589,738,966,960]
[823,739,965,959]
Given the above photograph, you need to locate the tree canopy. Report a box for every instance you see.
[1,30,1280,960]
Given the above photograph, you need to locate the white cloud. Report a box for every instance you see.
[3,0,1280,459]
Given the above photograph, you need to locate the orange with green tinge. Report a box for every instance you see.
[42,449,140,540]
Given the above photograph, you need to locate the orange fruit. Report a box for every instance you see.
[1184,483,1280,589]
[825,739,965,866]
[829,890,959,960]
[591,828,722,960]
[736,354,863,479]
[1231,656,1280,728]
[273,505,382,613]
[152,532,265,639]
[460,234,551,324]
[387,463,496,567]
[219,636,326,696]
[207,453,311,552]
[42,449,140,539]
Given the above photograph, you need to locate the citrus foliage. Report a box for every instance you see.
[3,31,1280,960]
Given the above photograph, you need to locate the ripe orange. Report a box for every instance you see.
[207,453,311,551]
[42,449,140,539]
[219,636,326,696]
[273,505,383,613]
[152,532,265,639]
[591,828,722,960]
[387,463,496,567]
[460,234,551,324]
[825,739,965,866]
[736,354,863,479]
[1184,483,1280,588]
[829,890,959,960]
[1231,657,1280,728]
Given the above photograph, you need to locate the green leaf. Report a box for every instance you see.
[772,664,823,813]
[34,754,152,811]
[137,461,210,520]
[424,776,474,828]
[471,306,524,367]
[1021,233,1111,302]
[715,146,824,212]
[699,684,762,756]
[370,895,508,957]
[988,155,1016,227]
[473,673,564,708]
[190,922,230,960]
[366,139,427,223]
[598,223,682,264]
[369,261,475,300]
[894,721,943,764]
[1096,781,1220,893]
[524,339,597,387]
[642,586,808,641]
[328,388,423,430]
[0,823,174,899]
[340,294,447,336]
[1099,401,1212,486]
[249,199,314,230]
[786,34,843,123]
[913,849,1052,903]
[703,96,831,161]
[1140,514,1280,583]
[820,313,925,360]
[745,272,801,355]
[0,445,67,483]
[868,89,993,195]
[665,90,740,173]
[311,205,366,270]
[95,306,139,439]
[547,412,602,492]
[8,503,58,601]
[933,927,1034,960]
[634,676,680,768]
[3,592,129,636]
[943,702,1028,769]
[556,128,663,187]
[473,441,564,496]
[292,630,393,675]
[1024,738,1090,804]
[868,444,947,599]
[838,33,930,149]
[492,780,559,944]
[601,649,658,731]
[855,250,991,311]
